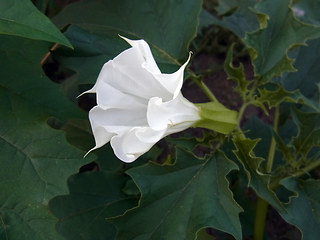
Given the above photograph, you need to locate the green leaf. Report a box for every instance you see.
[224,44,251,96]
[212,0,259,38]
[0,0,72,47]
[53,0,202,96]
[53,0,202,62]
[0,35,83,120]
[293,0,320,25]
[257,83,320,111]
[232,134,283,211]
[49,171,138,240]
[0,88,93,240]
[245,0,320,82]
[194,101,238,134]
[0,35,92,239]
[109,149,242,240]
[272,38,320,105]
[291,108,320,158]
[51,0,202,98]
[54,26,131,99]
[195,229,216,240]
[279,178,320,240]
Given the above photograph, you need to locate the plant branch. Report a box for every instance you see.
[266,106,280,172]
[253,105,280,240]
[189,73,218,102]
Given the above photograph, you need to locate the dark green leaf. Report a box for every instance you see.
[0,35,92,239]
[49,172,138,240]
[0,88,93,240]
[110,149,242,240]
[291,108,320,158]
[0,0,72,47]
[0,35,84,120]
[279,178,320,240]
[293,0,320,25]
[213,0,259,38]
[52,0,203,97]
[245,0,320,82]
[195,229,216,240]
[257,83,319,111]
[54,0,202,62]
[224,44,251,95]
[272,38,320,105]
[232,134,284,211]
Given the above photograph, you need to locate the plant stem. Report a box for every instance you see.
[293,158,320,177]
[237,102,248,126]
[266,106,280,172]
[268,158,320,190]
[253,198,269,240]
[190,74,218,102]
[253,106,280,240]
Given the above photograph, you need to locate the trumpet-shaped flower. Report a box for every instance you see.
[83,36,200,162]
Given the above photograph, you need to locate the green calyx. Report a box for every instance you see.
[194,101,238,134]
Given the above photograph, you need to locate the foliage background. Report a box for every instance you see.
[1,0,320,240]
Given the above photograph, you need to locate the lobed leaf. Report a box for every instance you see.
[245,0,320,82]
[256,83,319,111]
[279,178,320,240]
[53,0,202,62]
[272,38,320,106]
[232,134,283,211]
[213,0,259,38]
[0,35,84,120]
[291,108,320,158]
[0,88,93,240]
[49,172,138,240]
[224,44,251,96]
[0,34,92,239]
[292,0,320,25]
[109,149,243,240]
[52,0,202,97]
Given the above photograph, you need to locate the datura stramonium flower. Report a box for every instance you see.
[82,36,238,162]
[82,36,199,162]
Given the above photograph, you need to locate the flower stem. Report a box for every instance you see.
[253,106,280,240]
[197,80,218,102]
[189,73,218,102]
[237,102,249,126]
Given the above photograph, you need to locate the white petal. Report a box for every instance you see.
[147,93,200,131]
[151,52,192,99]
[110,127,166,163]
[84,126,114,157]
[105,40,171,100]
[96,80,146,110]
[89,106,148,132]
[119,36,161,74]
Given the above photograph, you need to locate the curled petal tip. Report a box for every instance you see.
[76,92,86,99]
[83,147,96,158]
[119,35,133,46]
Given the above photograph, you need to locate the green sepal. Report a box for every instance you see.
[194,101,238,134]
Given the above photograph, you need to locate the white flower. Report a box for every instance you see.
[83,36,200,162]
